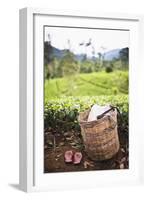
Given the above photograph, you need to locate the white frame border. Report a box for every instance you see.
[19,7,144,192]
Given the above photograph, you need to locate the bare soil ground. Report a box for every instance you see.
[44,127,128,173]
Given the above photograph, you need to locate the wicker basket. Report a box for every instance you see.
[78,107,120,161]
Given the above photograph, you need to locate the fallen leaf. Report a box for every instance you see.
[120,157,126,163]
[70,142,77,146]
[120,163,124,169]
[121,148,125,153]
[63,132,73,137]
[56,153,62,158]
[84,161,94,169]
[44,145,48,149]
[66,136,74,141]
[59,142,65,146]
[46,139,53,146]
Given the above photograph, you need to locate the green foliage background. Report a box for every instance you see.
[45,71,128,102]
[44,95,128,132]
[44,47,129,133]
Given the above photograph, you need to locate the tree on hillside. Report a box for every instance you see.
[97,52,103,68]
[58,50,80,95]
[44,34,53,65]
[119,47,129,68]
[59,50,79,77]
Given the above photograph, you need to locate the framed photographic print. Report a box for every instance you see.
[19,8,144,192]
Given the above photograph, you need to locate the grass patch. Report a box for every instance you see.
[44,70,128,102]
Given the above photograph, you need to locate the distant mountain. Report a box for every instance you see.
[104,49,121,61]
[75,54,86,61]
[52,46,66,59]
[44,42,128,62]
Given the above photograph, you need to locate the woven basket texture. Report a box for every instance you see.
[78,108,120,161]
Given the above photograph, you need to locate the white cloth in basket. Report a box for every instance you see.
[87,104,111,122]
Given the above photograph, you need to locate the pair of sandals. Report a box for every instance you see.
[64,150,82,164]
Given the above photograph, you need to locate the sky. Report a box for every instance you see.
[45,26,129,57]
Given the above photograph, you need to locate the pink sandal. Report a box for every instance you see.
[73,152,82,164]
[64,150,73,163]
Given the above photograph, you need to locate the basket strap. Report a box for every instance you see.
[110,106,122,123]
[111,106,121,115]
[96,106,115,120]
[96,106,121,129]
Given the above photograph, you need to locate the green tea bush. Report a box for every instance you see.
[105,66,113,73]
[44,95,128,133]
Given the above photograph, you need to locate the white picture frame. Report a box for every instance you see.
[19,7,144,192]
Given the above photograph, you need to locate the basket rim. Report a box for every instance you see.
[78,108,117,126]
